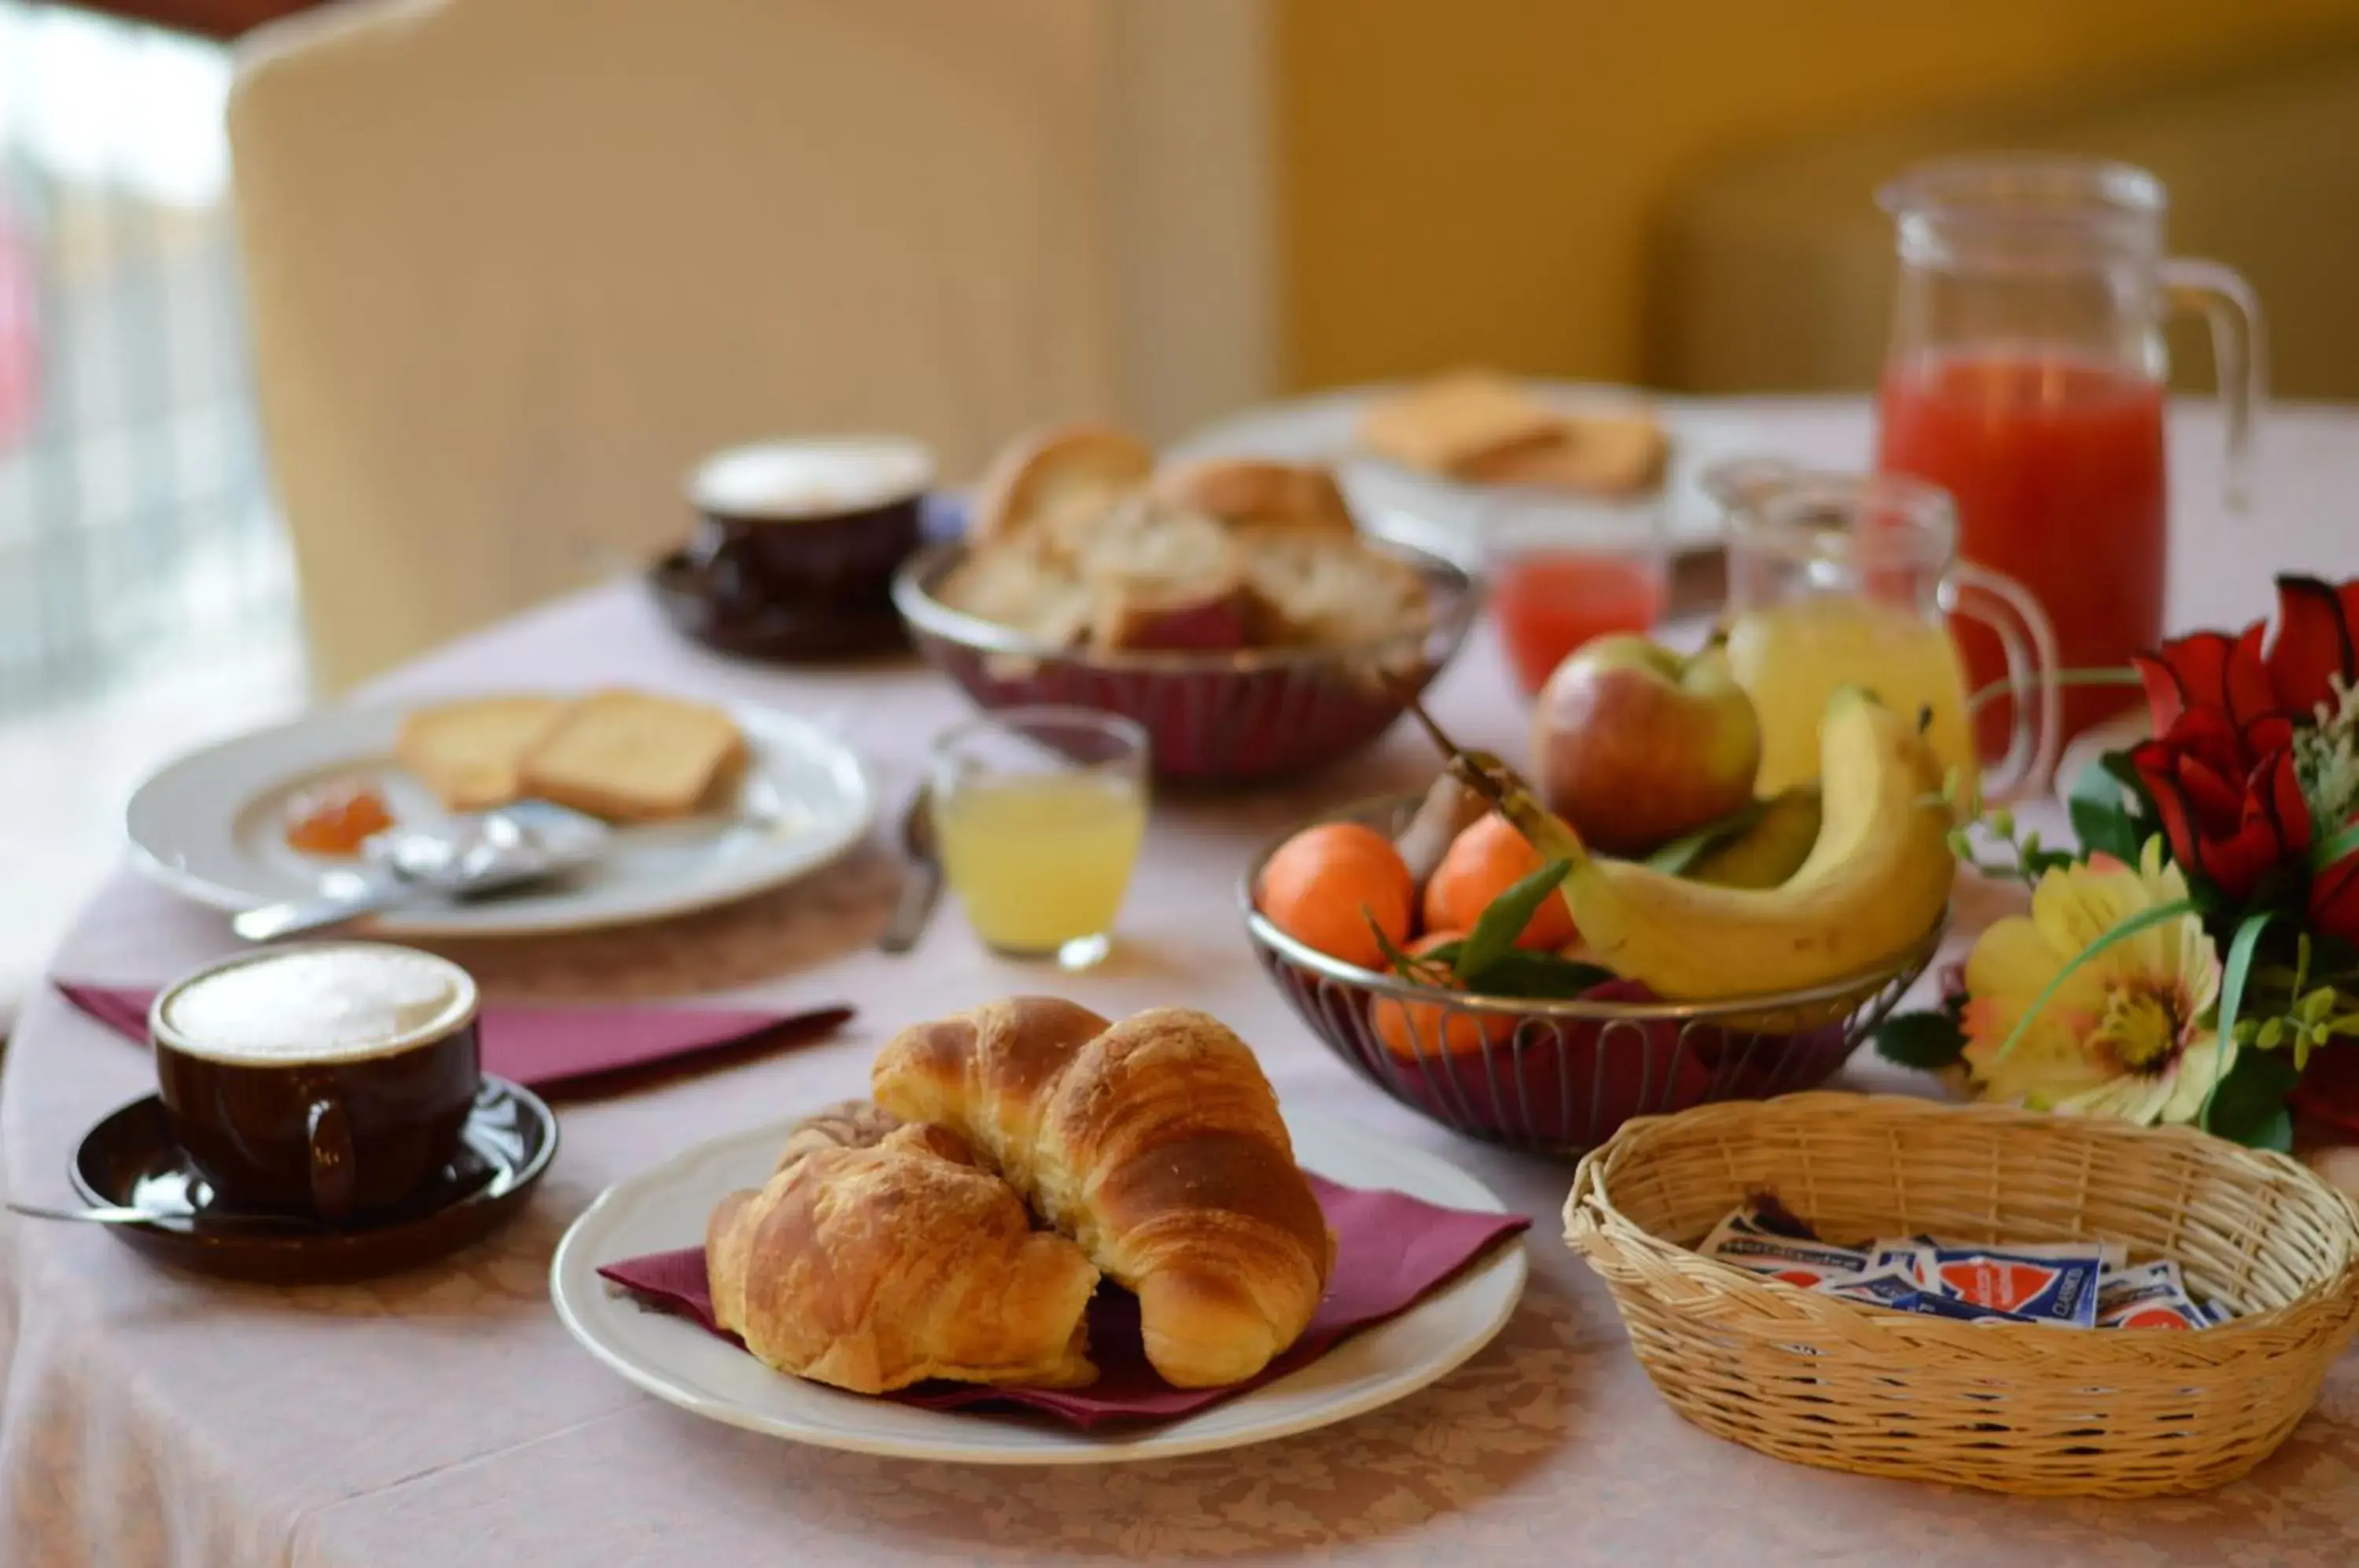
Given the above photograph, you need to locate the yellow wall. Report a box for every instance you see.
[1275,0,2359,389]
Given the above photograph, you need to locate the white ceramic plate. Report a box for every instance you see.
[1169,382,1770,564]
[125,700,874,937]
[549,1109,1528,1463]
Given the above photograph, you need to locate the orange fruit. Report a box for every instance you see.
[1371,930,1514,1062]
[1255,821,1415,970]
[1421,812,1577,951]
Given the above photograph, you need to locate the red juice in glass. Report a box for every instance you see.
[1877,352,2166,751]
[1493,552,1666,696]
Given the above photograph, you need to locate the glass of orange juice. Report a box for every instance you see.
[929,706,1150,969]
[1483,502,1669,698]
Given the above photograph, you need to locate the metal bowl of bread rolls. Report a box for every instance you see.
[892,425,1478,785]
[1239,793,1940,1156]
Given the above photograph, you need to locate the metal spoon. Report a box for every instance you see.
[877,782,942,954]
[8,1201,330,1232]
[234,801,610,942]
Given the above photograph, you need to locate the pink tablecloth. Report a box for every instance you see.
[4,398,2357,1566]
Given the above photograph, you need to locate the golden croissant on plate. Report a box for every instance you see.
[705,1119,1100,1394]
[872,997,1334,1388]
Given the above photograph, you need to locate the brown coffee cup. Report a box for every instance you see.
[685,436,935,614]
[149,944,483,1223]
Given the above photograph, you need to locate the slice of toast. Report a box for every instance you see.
[1359,370,1564,476]
[1457,410,1669,497]
[517,690,746,821]
[396,696,571,812]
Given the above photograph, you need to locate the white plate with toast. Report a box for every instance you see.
[126,694,874,937]
[1169,381,1770,563]
[550,1107,1527,1463]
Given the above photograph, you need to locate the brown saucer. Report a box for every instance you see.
[646,549,913,661]
[70,1077,557,1283]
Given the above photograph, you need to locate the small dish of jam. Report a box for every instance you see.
[283,780,396,857]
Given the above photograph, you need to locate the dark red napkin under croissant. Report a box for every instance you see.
[53,981,852,1098]
[598,1172,1529,1429]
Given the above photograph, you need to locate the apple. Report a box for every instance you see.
[1530,634,1761,856]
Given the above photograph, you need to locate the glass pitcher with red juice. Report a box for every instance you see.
[1873,156,2262,753]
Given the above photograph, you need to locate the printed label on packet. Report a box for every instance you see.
[1704,1231,1873,1290]
[1888,1290,2041,1324]
[1929,1244,2102,1327]
[1869,1241,1936,1288]
[1816,1266,1923,1305]
[2097,1261,2206,1330]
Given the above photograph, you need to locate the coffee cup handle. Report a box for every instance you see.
[307,1098,356,1223]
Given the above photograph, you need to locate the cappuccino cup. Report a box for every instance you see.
[686,436,935,613]
[150,943,482,1222]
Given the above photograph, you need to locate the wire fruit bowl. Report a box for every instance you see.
[892,539,1478,786]
[1241,794,1942,1155]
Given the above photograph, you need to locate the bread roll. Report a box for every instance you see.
[1149,459,1357,536]
[969,423,1154,548]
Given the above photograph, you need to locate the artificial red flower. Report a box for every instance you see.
[2267,575,2359,719]
[2136,576,2359,734]
[2311,840,2359,946]
[2135,622,2273,733]
[2129,707,2307,902]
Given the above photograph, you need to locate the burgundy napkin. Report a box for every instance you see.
[53,982,852,1098]
[598,1172,1529,1429]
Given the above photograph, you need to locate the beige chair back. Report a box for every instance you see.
[231,0,1117,692]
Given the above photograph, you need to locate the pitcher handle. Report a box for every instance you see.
[2159,257,2267,513]
[1952,561,2061,804]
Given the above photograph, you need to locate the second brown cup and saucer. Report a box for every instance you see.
[67,943,557,1283]
[650,435,938,661]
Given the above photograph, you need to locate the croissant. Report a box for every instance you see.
[771,1099,901,1173]
[871,998,1334,1388]
[705,1121,1100,1394]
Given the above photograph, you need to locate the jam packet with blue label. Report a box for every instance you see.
[2096,1260,2208,1330]
[1815,1266,1923,1306]
[1926,1242,2103,1327]
[1699,1212,1871,1289]
[1889,1290,2042,1324]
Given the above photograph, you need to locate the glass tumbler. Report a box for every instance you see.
[929,706,1150,969]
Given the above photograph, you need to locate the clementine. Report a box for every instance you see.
[1370,929,1515,1062]
[1421,812,1577,950]
[1255,821,1414,970]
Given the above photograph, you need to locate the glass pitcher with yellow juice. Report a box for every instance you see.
[1709,462,2059,801]
[930,706,1149,969]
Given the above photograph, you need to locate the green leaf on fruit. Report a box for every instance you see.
[1364,908,1450,985]
[1453,858,1572,987]
[1643,801,1765,877]
[2199,1046,2298,1152]
[1463,950,1615,1000]
[1874,1009,1969,1070]
[2067,760,2139,862]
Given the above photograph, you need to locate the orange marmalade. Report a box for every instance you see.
[284,782,395,856]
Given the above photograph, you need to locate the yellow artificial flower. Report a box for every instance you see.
[1960,838,2225,1125]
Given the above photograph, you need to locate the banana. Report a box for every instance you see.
[1451,687,1955,1000]
[1684,786,1823,890]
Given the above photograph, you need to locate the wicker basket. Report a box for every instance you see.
[1565,1092,2359,1496]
